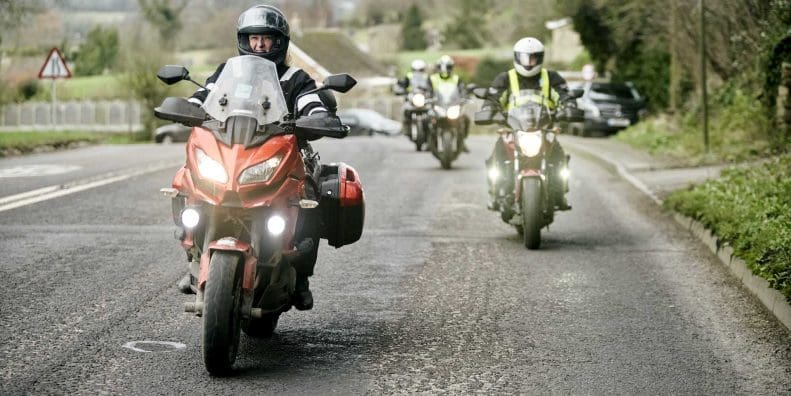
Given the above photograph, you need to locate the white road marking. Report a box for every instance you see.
[122,341,187,353]
[0,161,182,213]
[0,164,82,177]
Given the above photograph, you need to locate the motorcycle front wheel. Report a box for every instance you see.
[202,251,243,376]
[521,178,542,249]
[440,129,454,169]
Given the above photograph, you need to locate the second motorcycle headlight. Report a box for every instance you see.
[516,131,543,157]
[196,148,228,184]
[447,105,461,120]
[238,155,282,185]
[412,93,426,107]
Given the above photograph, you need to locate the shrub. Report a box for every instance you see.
[472,57,512,87]
[664,155,791,300]
[17,79,41,100]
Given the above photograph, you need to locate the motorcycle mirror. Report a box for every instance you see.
[322,74,357,93]
[157,65,190,85]
[557,107,585,123]
[472,87,489,100]
[154,97,207,127]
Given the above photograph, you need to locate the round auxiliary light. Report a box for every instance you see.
[181,208,200,228]
[267,215,286,236]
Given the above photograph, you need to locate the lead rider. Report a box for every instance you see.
[179,4,329,311]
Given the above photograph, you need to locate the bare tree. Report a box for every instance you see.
[137,0,189,50]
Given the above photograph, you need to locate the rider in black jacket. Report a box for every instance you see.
[483,37,574,211]
[179,4,327,311]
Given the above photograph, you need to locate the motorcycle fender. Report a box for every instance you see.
[515,173,544,202]
[519,169,543,178]
[198,238,257,292]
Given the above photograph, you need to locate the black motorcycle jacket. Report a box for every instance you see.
[189,62,328,117]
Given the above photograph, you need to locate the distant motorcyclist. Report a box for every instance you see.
[429,55,470,152]
[180,4,329,311]
[482,37,574,210]
[395,59,433,135]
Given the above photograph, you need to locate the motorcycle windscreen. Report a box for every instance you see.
[435,85,461,106]
[202,56,288,125]
[410,73,431,91]
[506,100,550,132]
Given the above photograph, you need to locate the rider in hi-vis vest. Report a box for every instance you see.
[430,55,470,152]
[483,37,574,211]
[396,59,432,135]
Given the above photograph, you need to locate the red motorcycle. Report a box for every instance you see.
[474,87,582,249]
[154,56,364,375]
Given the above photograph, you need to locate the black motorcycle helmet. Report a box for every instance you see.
[236,5,290,65]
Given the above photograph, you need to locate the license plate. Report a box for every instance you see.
[607,118,631,127]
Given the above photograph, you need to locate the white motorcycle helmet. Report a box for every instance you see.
[410,59,427,73]
[513,37,544,77]
[436,55,454,78]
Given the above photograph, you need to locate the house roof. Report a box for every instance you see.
[291,29,390,79]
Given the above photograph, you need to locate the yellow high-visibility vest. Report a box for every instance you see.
[501,68,559,110]
[430,73,460,95]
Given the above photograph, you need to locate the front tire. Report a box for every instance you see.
[521,178,542,249]
[202,251,243,376]
[440,129,453,169]
[415,122,424,151]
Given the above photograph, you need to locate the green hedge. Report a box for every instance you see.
[664,155,791,300]
[0,131,139,156]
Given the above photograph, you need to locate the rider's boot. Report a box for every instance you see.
[177,273,195,294]
[292,275,314,311]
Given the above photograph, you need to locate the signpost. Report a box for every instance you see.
[37,47,72,128]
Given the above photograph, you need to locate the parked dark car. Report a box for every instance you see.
[337,108,401,137]
[154,123,191,143]
[569,81,647,136]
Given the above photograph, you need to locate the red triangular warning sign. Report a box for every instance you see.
[38,47,72,79]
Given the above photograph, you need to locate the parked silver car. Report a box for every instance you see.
[337,108,401,136]
[154,123,191,143]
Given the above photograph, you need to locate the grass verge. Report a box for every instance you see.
[664,154,791,300]
[0,131,142,157]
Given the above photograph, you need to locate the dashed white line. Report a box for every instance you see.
[0,161,182,213]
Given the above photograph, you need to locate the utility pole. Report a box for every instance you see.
[700,0,709,153]
[669,0,679,113]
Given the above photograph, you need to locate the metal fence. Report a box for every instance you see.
[0,100,143,132]
[0,95,476,132]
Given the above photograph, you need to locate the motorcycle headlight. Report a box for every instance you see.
[447,105,461,120]
[238,155,282,185]
[488,167,500,182]
[181,207,200,229]
[195,148,228,184]
[434,106,446,117]
[412,93,426,107]
[266,214,286,236]
[516,131,543,157]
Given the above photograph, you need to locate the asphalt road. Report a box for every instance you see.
[1,135,789,394]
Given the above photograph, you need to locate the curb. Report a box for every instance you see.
[565,142,791,331]
[672,213,791,331]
